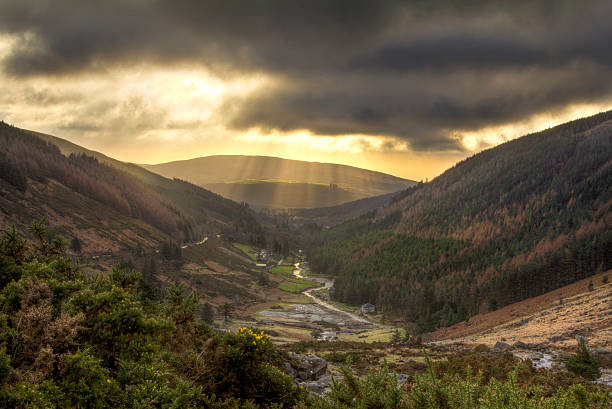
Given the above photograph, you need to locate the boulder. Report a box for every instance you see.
[294,354,328,381]
[493,341,511,351]
[284,362,298,378]
[299,375,344,395]
[513,341,527,349]
[302,380,326,395]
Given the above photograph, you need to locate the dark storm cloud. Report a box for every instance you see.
[1,0,612,150]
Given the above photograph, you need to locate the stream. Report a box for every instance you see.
[258,262,382,339]
[293,263,374,325]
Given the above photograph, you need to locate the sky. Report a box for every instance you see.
[1,0,611,181]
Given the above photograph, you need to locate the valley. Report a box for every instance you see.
[0,111,611,406]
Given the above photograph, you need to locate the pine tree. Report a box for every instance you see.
[566,339,601,381]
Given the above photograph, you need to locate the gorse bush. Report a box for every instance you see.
[310,355,610,409]
[0,221,302,408]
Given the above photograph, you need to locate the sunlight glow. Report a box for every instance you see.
[456,102,612,152]
[239,129,411,155]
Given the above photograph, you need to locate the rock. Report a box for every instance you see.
[302,380,326,394]
[513,341,527,349]
[493,341,511,350]
[295,354,328,381]
[575,335,588,343]
[594,372,612,388]
[284,362,298,378]
[592,348,612,356]
[548,335,564,343]
[299,375,344,395]
[388,373,410,385]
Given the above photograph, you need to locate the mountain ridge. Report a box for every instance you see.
[143,155,415,208]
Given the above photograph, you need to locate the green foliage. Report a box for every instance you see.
[0,221,299,408]
[278,279,319,293]
[436,351,596,397]
[311,355,610,409]
[0,348,11,385]
[233,242,259,261]
[59,348,120,408]
[2,380,62,409]
[566,339,601,381]
[322,351,362,364]
[303,111,612,329]
[181,327,305,407]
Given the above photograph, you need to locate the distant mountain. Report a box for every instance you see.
[304,111,612,332]
[143,155,414,208]
[0,123,267,258]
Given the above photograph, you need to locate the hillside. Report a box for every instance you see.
[34,131,266,244]
[205,180,363,209]
[143,155,414,208]
[0,123,267,257]
[304,111,612,332]
[284,192,397,227]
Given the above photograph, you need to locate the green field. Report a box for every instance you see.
[278,279,319,293]
[232,242,258,261]
[270,265,295,278]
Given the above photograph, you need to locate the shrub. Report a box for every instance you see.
[59,348,120,408]
[311,354,610,409]
[185,327,305,407]
[322,351,362,364]
[566,339,601,381]
[0,348,11,385]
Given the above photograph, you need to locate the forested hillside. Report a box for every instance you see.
[0,122,266,254]
[34,130,266,244]
[286,191,397,227]
[304,111,612,332]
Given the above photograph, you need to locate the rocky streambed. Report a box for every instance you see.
[258,263,379,340]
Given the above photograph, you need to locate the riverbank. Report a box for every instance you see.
[253,262,389,343]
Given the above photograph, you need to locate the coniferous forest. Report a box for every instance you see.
[304,112,612,331]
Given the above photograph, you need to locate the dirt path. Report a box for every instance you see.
[293,263,382,326]
[181,236,208,249]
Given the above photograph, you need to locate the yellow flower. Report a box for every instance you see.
[252,341,256,345]
[107,379,111,384]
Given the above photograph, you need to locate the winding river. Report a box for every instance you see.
[292,262,379,326]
